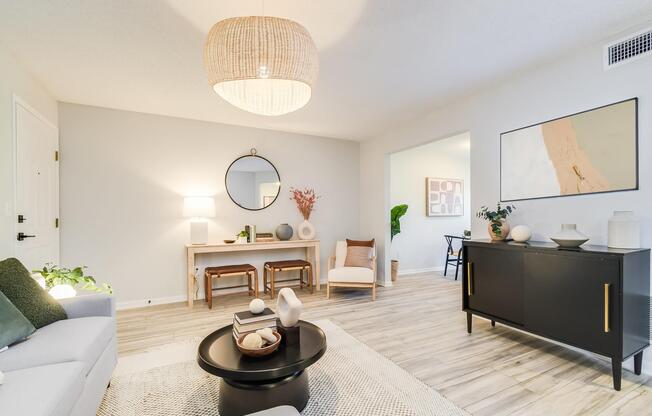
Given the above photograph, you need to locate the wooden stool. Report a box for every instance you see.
[263,260,313,299]
[204,264,258,309]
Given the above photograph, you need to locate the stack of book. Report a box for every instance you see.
[233,308,277,340]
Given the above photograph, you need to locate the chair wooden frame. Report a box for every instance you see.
[263,262,313,299]
[327,256,377,301]
[204,267,258,309]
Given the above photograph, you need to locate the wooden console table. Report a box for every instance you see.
[186,240,320,308]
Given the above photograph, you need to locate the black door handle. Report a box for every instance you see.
[17,232,36,241]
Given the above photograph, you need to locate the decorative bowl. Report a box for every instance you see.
[223,239,235,244]
[236,332,281,357]
[551,224,589,248]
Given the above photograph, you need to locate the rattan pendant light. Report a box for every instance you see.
[204,16,319,116]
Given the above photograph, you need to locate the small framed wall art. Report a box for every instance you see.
[426,177,464,216]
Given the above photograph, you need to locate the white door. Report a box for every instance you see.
[14,99,59,270]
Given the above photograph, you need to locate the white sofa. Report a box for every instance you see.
[0,294,116,416]
[327,240,377,300]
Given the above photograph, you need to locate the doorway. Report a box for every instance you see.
[13,97,59,269]
[389,132,470,280]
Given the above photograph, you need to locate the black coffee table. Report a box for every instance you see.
[197,320,327,416]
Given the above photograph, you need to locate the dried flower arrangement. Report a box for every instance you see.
[290,187,320,220]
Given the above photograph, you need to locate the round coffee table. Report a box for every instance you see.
[197,320,326,416]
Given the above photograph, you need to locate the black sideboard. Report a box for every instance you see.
[462,239,650,390]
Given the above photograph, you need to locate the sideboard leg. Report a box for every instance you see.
[634,351,643,376]
[466,312,472,334]
[611,359,622,391]
[491,320,496,327]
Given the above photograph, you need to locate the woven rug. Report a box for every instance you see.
[99,320,467,415]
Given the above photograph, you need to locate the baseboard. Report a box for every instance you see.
[116,295,187,310]
[397,266,444,276]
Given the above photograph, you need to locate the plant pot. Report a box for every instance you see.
[391,260,398,282]
[297,220,316,240]
[488,219,510,241]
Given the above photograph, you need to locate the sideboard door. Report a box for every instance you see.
[524,252,620,356]
[466,246,524,324]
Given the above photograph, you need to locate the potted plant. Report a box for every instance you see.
[33,265,113,300]
[390,204,408,281]
[476,203,516,241]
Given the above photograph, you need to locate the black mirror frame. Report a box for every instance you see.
[225,153,281,211]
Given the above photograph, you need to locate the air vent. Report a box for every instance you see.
[604,27,652,70]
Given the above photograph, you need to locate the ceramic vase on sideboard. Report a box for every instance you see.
[275,223,293,241]
[297,220,316,240]
[488,219,510,241]
[608,211,640,249]
[551,224,589,248]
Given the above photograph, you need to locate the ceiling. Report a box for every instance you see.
[1,1,651,140]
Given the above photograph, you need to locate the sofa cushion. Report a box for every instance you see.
[0,291,35,349]
[328,266,375,283]
[0,316,115,375]
[0,361,85,416]
[0,258,67,328]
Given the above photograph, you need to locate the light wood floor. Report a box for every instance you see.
[117,273,652,415]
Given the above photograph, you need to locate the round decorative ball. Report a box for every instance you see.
[249,298,265,314]
[511,225,532,242]
[275,223,293,241]
[242,333,264,349]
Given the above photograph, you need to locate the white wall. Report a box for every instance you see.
[0,46,58,259]
[390,133,470,274]
[360,23,652,371]
[58,103,360,308]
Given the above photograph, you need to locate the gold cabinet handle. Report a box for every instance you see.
[604,283,610,333]
[467,262,473,296]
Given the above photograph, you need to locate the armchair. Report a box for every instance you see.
[327,241,377,301]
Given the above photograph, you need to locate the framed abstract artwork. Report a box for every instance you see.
[426,177,464,216]
[500,98,638,202]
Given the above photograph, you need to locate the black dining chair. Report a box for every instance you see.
[444,235,467,280]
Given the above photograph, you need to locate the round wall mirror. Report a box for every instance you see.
[225,150,281,210]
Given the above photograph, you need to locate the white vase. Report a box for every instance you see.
[551,224,589,248]
[276,288,302,327]
[297,220,316,240]
[608,211,640,249]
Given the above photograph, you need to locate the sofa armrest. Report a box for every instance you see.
[59,294,115,319]
[371,256,377,280]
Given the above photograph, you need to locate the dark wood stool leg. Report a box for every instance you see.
[491,320,496,327]
[270,269,276,299]
[263,267,268,295]
[300,268,304,289]
[634,351,643,375]
[444,253,449,276]
[253,269,259,298]
[247,273,252,296]
[204,272,209,303]
[612,358,622,391]
[309,266,314,294]
[466,312,472,334]
[208,275,215,309]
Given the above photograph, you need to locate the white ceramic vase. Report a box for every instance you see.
[551,224,589,248]
[276,288,303,327]
[297,220,316,240]
[608,211,640,249]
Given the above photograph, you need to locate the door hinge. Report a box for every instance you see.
[54,150,59,161]
[55,218,59,228]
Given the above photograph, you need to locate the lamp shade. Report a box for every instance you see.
[204,16,319,116]
[183,197,215,218]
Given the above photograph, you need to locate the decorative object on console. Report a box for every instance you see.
[550,224,589,248]
[390,204,408,281]
[476,203,515,241]
[245,225,256,243]
[290,187,320,240]
[275,223,294,241]
[249,298,266,314]
[223,239,235,244]
[33,264,112,300]
[225,149,281,211]
[236,230,249,244]
[276,288,303,345]
[501,98,638,201]
[204,16,318,116]
[256,232,275,242]
[426,178,464,216]
[608,211,640,249]
[511,225,532,243]
[183,196,215,245]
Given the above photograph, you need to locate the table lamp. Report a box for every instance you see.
[183,196,215,245]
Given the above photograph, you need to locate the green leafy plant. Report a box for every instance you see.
[390,204,409,241]
[33,265,113,294]
[237,230,249,238]
[476,203,515,236]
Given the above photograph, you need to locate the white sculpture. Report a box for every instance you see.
[511,225,532,242]
[242,333,264,349]
[256,327,276,343]
[276,288,303,327]
[249,298,265,314]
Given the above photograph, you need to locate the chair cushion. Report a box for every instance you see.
[0,316,115,375]
[264,260,311,270]
[205,264,256,276]
[0,361,85,416]
[0,291,35,349]
[0,258,67,329]
[328,267,375,283]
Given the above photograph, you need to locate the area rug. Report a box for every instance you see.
[99,320,467,415]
